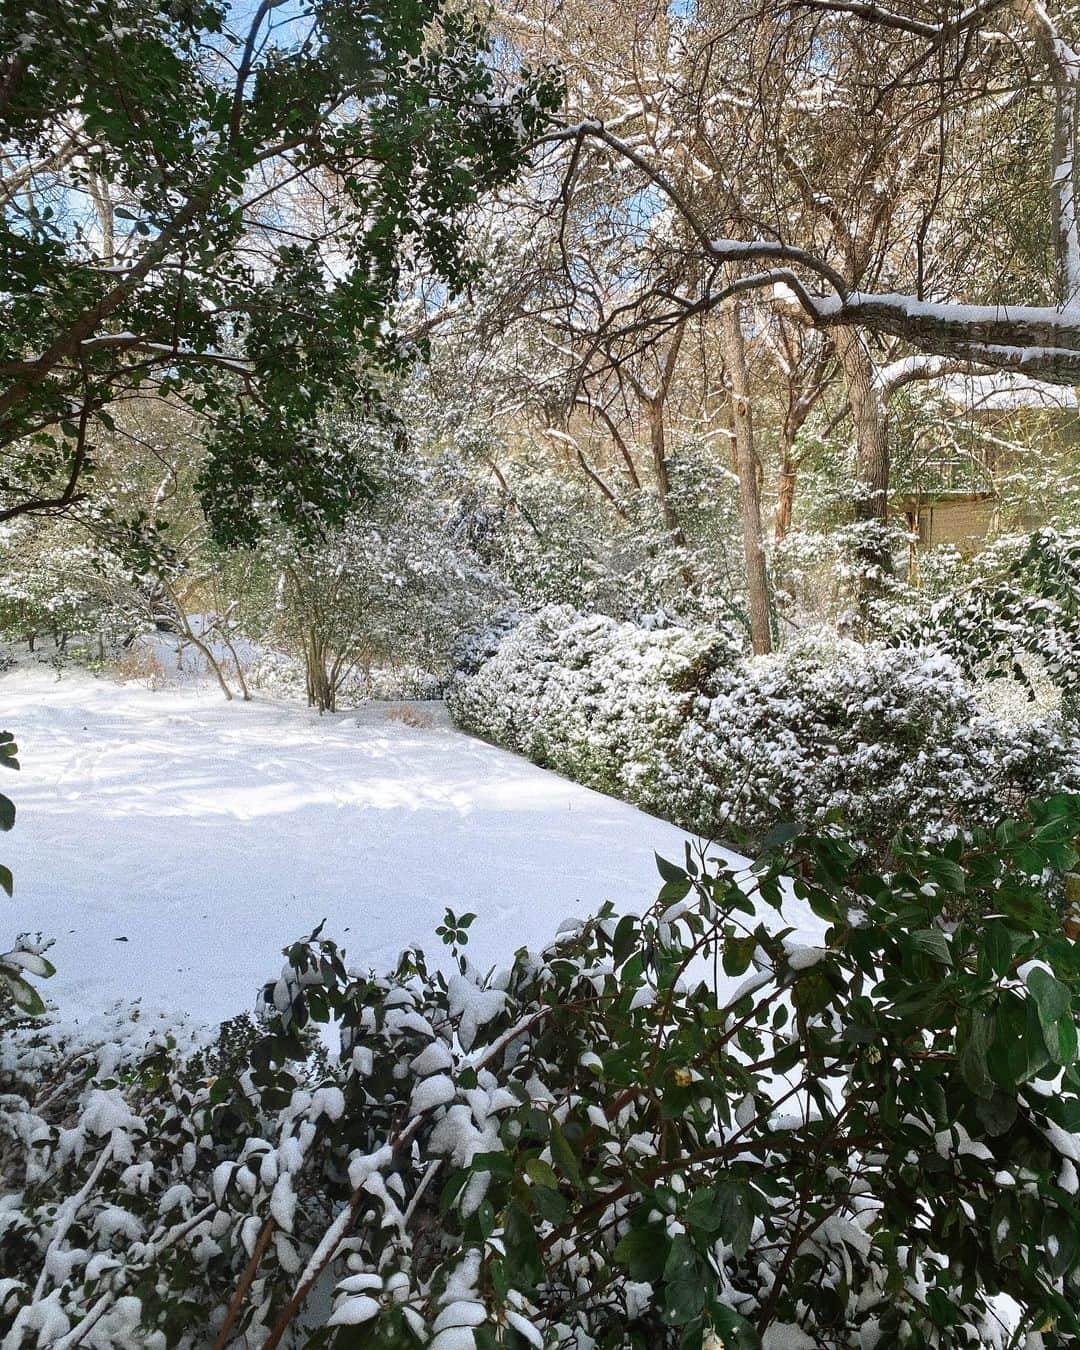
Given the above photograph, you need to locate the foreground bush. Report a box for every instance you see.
[2,801,1080,1347]
[449,612,1080,853]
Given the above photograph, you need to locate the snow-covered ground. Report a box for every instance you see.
[1,665,771,1027]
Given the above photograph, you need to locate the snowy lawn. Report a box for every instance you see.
[2,665,821,1028]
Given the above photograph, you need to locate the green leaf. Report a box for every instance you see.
[471,1151,513,1178]
[1028,967,1071,1024]
[983,921,1016,979]
[989,995,1049,1088]
[926,858,966,894]
[614,1224,668,1282]
[530,1184,569,1225]
[685,1181,754,1258]
[927,1287,959,1328]
[655,853,688,885]
[504,1202,542,1288]
[525,1158,559,1190]
[710,1307,761,1348]
[792,970,833,1018]
[722,935,755,977]
[548,1118,584,1191]
[911,928,952,966]
[1,970,45,1016]
[805,887,839,923]
[959,1010,994,1097]
[662,1235,704,1325]
[1050,1009,1079,1067]
[659,877,693,905]
[760,821,801,851]
[613,914,638,965]
[1042,1207,1078,1277]
[975,1090,1018,1136]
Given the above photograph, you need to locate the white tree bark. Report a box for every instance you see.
[1016,0,1080,304]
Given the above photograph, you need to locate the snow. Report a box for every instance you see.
[763,1325,818,1350]
[782,938,827,970]
[942,371,1078,411]
[429,1329,477,1350]
[411,1041,453,1075]
[0,666,804,1027]
[269,1174,297,1231]
[409,1074,456,1115]
[433,1302,486,1332]
[327,1295,380,1326]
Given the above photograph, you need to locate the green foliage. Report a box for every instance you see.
[0,0,560,540]
[0,730,54,1017]
[0,728,15,907]
[3,801,1080,1344]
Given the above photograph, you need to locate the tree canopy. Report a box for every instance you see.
[0,0,559,542]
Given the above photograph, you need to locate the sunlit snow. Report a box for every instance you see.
[3,666,778,1026]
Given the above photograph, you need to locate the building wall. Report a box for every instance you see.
[916,496,996,551]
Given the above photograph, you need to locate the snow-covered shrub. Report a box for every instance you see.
[770,521,915,634]
[247,648,444,706]
[452,617,1080,854]
[447,606,742,803]
[3,805,1080,1345]
[674,634,1080,848]
[451,608,523,679]
[0,522,151,654]
[229,414,499,712]
[901,528,1080,715]
[445,448,746,630]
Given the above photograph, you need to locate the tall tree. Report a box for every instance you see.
[720,298,772,652]
[0,0,558,542]
[542,0,1080,381]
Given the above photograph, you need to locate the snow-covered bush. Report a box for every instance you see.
[450,608,523,679]
[900,528,1080,715]
[3,805,1080,1346]
[0,522,152,655]
[770,521,915,634]
[248,648,445,705]
[451,616,1080,853]
[674,634,1080,848]
[448,606,742,803]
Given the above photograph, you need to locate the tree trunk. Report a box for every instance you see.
[834,325,889,524]
[721,302,772,655]
[834,324,893,611]
[775,453,796,541]
[647,396,687,547]
[1016,0,1080,303]
[304,629,334,713]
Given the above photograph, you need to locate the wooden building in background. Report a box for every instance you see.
[897,491,998,552]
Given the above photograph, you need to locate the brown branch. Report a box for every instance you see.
[0,391,93,523]
[212,1217,276,1350]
